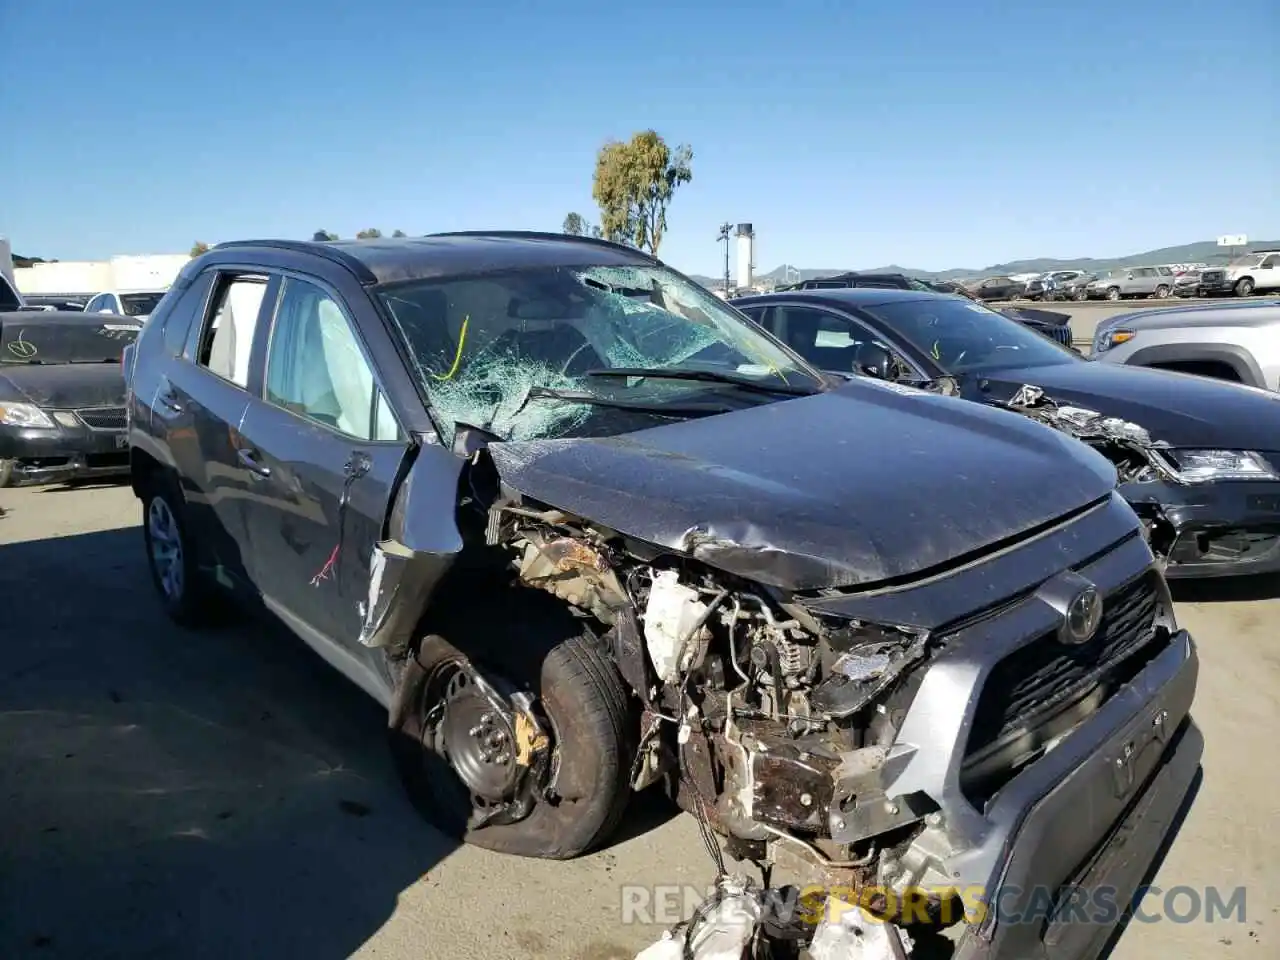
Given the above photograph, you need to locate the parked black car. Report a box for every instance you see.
[123,234,1199,959]
[0,311,141,487]
[776,272,1075,346]
[965,275,1025,301]
[733,287,1280,578]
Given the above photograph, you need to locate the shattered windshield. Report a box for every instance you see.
[865,297,1079,374]
[378,263,823,443]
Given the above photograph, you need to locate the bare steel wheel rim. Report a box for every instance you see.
[429,663,521,806]
[148,496,185,601]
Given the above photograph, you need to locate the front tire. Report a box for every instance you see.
[141,474,218,626]
[1107,286,1122,301]
[1235,277,1255,297]
[1074,286,1089,302]
[1155,284,1170,298]
[0,459,13,488]
[390,595,636,859]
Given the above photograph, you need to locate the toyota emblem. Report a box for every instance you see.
[1060,585,1104,645]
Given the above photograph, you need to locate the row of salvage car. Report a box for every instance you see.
[3,233,1278,960]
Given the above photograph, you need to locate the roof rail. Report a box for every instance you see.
[210,239,378,284]
[424,230,660,264]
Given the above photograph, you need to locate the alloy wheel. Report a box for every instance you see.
[148,496,185,601]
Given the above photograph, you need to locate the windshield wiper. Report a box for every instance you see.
[583,366,819,396]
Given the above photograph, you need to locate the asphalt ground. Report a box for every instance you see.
[1,478,1276,960]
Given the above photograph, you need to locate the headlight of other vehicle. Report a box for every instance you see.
[0,402,55,428]
[1158,449,1280,482]
[1094,327,1135,352]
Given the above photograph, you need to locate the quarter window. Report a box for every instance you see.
[264,277,399,441]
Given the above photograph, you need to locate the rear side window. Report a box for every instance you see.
[191,273,269,388]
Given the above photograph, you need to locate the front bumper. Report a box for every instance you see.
[953,704,1202,960]
[1125,478,1280,578]
[0,420,130,486]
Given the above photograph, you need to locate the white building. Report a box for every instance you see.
[14,253,190,296]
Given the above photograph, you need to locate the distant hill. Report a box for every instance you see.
[687,239,1280,288]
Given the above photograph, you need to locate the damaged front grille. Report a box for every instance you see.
[962,572,1163,798]
[77,406,127,430]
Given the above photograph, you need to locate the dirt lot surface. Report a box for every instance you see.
[2,482,1276,959]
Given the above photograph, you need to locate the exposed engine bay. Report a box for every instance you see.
[456,489,943,958]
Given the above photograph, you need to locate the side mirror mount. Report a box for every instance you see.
[854,342,893,380]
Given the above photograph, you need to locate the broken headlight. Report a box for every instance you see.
[1157,449,1279,483]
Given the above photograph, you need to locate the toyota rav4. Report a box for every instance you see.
[122,234,1201,960]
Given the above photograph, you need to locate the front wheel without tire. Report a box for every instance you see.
[390,603,636,860]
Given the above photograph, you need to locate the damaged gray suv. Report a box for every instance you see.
[123,234,1201,959]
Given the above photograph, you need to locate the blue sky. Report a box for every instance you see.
[1,0,1275,274]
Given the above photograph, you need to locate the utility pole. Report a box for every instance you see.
[717,222,732,295]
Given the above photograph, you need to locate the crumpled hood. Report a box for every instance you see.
[977,361,1280,450]
[0,363,126,409]
[488,379,1118,591]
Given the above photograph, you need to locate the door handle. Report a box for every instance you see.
[236,447,271,478]
[156,386,183,413]
[344,451,372,479]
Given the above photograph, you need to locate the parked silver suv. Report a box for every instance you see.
[1092,298,1280,391]
[1086,266,1175,301]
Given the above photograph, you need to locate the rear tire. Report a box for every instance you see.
[389,593,636,859]
[1074,286,1089,302]
[141,473,220,627]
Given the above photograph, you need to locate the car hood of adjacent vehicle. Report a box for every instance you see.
[975,361,1280,450]
[0,362,126,409]
[487,377,1118,592]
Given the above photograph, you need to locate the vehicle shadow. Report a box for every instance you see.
[0,526,457,960]
[1169,573,1280,603]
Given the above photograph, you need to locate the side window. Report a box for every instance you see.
[192,273,269,388]
[264,277,400,442]
[85,295,105,312]
[773,306,907,375]
[738,305,769,325]
[1262,255,1278,269]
